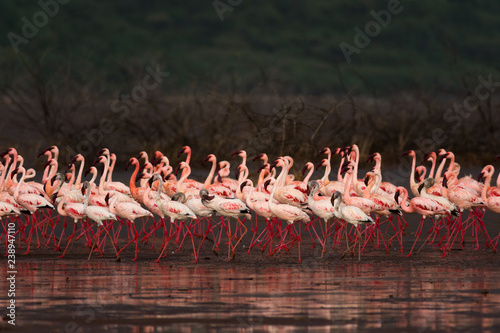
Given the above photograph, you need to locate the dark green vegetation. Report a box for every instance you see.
[0,1,499,167]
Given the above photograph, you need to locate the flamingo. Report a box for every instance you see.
[202,154,234,198]
[81,182,120,261]
[101,151,130,194]
[107,192,153,260]
[402,150,425,197]
[307,180,336,254]
[200,188,250,260]
[154,175,198,262]
[243,179,275,253]
[178,146,204,190]
[366,152,397,194]
[267,178,310,262]
[271,157,307,207]
[394,186,450,256]
[331,191,374,262]
[52,192,86,258]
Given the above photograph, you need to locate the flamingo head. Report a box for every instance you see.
[394,190,400,204]
[306,181,319,196]
[202,154,215,165]
[240,180,249,192]
[199,189,214,201]
[315,159,326,170]
[302,163,312,175]
[37,146,52,158]
[332,191,342,204]
[253,153,266,162]
[125,158,138,170]
[96,148,107,156]
[263,179,272,191]
[401,150,415,158]
[172,192,187,203]
[64,163,74,173]
[477,171,485,182]
[318,147,330,156]
[51,193,59,204]
[153,151,163,160]
[177,146,190,157]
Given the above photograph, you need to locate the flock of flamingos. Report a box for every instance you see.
[1,144,499,263]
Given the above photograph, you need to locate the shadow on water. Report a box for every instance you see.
[2,260,500,332]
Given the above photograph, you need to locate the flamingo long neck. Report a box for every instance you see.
[129,160,140,193]
[177,164,191,192]
[257,166,269,187]
[98,157,110,194]
[268,179,278,210]
[238,166,249,185]
[42,159,50,184]
[0,157,11,191]
[374,155,382,173]
[155,177,164,207]
[204,157,217,189]
[57,196,68,217]
[398,188,413,214]
[6,153,18,185]
[321,160,331,184]
[88,168,98,188]
[140,162,153,187]
[343,170,353,199]
[67,168,76,187]
[352,145,361,182]
[277,159,290,188]
[14,168,26,199]
[52,147,59,161]
[83,186,90,209]
[75,157,85,187]
[435,156,448,182]
[409,152,417,191]
[303,164,314,184]
[363,175,376,199]
[240,153,247,168]
[107,155,116,183]
[428,155,436,179]
[337,156,345,182]
[481,168,493,201]
[185,148,191,165]
[446,153,455,173]
[47,157,58,182]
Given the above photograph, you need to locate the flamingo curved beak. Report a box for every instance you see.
[125,159,134,170]
[37,147,51,158]
[177,147,186,157]
[253,153,263,161]
[202,155,211,165]
[401,150,412,157]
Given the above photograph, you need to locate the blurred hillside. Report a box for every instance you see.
[1,0,500,94]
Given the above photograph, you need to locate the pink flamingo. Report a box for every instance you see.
[267,178,310,262]
[107,192,153,260]
[155,175,197,262]
[81,182,120,261]
[200,188,250,260]
[394,186,450,256]
[331,191,374,262]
